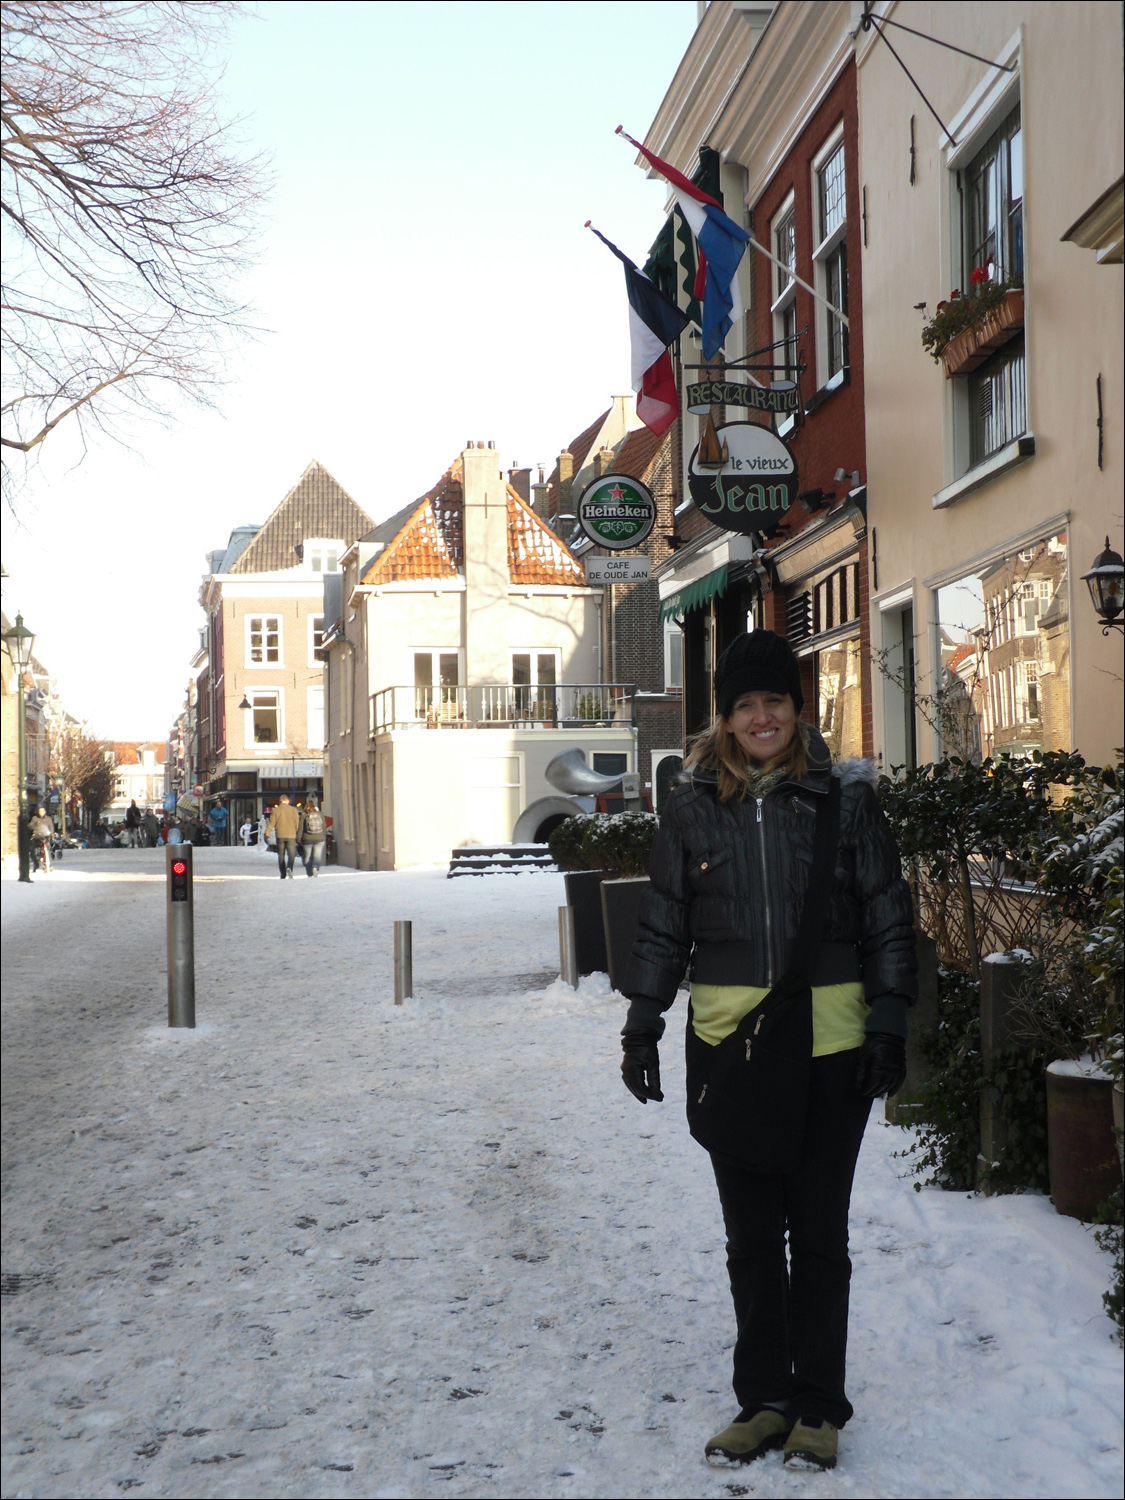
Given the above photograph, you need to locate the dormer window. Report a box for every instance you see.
[305,538,343,573]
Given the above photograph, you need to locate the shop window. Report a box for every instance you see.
[816,638,863,761]
[593,753,628,777]
[934,531,1069,760]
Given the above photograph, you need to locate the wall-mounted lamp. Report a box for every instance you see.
[238,693,252,710]
[833,467,862,488]
[1081,537,1125,633]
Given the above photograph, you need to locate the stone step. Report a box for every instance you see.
[447,843,555,877]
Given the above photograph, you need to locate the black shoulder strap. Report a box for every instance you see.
[780,777,842,989]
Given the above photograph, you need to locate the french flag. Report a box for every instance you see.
[618,127,749,361]
[588,224,690,438]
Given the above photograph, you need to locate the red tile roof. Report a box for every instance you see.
[362,457,584,587]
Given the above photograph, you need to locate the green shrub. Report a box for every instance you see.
[580,811,659,879]
[547,816,591,873]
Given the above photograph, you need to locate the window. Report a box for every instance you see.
[934,532,1069,761]
[309,614,325,667]
[305,539,343,574]
[771,199,798,397]
[247,615,281,666]
[244,689,282,749]
[812,138,848,387]
[960,106,1025,467]
[511,650,559,722]
[663,618,684,692]
[816,638,863,761]
[593,753,628,777]
[413,650,461,722]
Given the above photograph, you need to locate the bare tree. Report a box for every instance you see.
[1,1,264,464]
[50,729,116,825]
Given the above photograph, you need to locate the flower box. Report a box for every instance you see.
[939,289,1025,379]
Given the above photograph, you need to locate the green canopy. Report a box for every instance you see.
[659,564,728,623]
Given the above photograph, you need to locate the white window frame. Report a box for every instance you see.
[510,648,560,686]
[663,617,683,692]
[770,192,799,436]
[246,614,283,668]
[244,688,284,754]
[411,647,463,687]
[811,127,847,392]
[308,613,325,668]
[305,538,344,575]
[943,56,1023,483]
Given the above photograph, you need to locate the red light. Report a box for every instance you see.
[173,861,187,875]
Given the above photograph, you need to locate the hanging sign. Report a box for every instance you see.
[688,421,799,535]
[686,380,799,416]
[576,473,656,550]
[584,555,651,585]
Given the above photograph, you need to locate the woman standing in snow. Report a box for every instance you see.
[620,630,916,1473]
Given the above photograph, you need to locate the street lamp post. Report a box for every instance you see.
[3,613,36,883]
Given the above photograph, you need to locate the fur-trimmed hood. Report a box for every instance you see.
[679,723,878,796]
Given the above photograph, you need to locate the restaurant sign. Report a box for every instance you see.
[688,421,799,535]
[577,473,656,549]
[685,380,798,416]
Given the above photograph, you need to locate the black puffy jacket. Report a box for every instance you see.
[622,727,917,1033]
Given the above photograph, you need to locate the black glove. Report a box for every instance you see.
[855,1033,907,1099]
[622,1034,664,1104]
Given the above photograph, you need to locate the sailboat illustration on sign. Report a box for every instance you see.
[697,411,729,470]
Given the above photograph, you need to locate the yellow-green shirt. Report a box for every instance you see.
[690,981,867,1057]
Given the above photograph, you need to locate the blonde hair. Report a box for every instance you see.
[684,715,810,803]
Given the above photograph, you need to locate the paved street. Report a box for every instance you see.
[2,850,1122,1500]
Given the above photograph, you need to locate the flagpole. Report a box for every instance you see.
[616,126,850,329]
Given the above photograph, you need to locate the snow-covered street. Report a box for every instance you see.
[2,849,1121,1500]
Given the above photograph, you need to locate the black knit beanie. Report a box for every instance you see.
[715,629,804,718]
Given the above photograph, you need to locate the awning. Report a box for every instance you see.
[659,564,728,622]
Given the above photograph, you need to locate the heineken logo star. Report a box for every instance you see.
[607,484,627,501]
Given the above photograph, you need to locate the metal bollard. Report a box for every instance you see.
[394,920,413,1005]
[558,905,578,988]
[166,843,196,1028]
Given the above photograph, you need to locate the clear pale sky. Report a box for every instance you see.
[2,0,698,740]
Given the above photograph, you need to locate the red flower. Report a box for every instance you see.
[950,289,962,299]
[936,300,949,312]
[969,267,988,286]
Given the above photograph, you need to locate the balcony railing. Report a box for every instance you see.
[370,683,635,734]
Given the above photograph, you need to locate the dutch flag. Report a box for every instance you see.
[618,127,749,361]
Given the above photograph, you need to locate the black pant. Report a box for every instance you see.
[276,837,297,876]
[710,1047,871,1429]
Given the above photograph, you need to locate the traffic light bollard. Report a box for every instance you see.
[167,843,196,1028]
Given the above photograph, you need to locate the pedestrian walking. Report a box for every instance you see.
[299,797,327,877]
[124,800,142,848]
[208,801,229,846]
[28,806,54,873]
[259,810,272,853]
[265,795,302,880]
[143,810,160,847]
[620,630,916,1474]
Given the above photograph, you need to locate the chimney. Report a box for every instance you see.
[531,464,549,519]
[507,463,532,504]
[556,449,575,518]
[594,445,616,478]
[462,442,510,686]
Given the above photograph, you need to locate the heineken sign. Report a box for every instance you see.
[577,473,656,550]
[686,380,799,416]
[688,421,799,535]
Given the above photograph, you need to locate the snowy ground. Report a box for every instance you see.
[2,848,1121,1500]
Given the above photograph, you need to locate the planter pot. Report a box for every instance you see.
[563,870,609,976]
[1046,1061,1118,1220]
[939,289,1025,378]
[601,876,651,993]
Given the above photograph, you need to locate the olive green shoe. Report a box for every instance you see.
[705,1407,791,1467]
[783,1415,838,1470]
